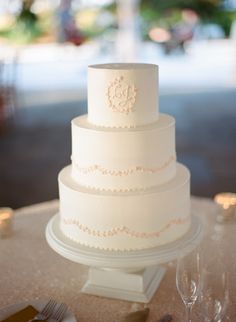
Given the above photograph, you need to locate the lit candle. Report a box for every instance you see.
[214,192,236,221]
[0,208,13,238]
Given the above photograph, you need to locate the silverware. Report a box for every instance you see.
[29,299,57,322]
[47,303,67,322]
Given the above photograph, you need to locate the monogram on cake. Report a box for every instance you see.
[59,63,191,251]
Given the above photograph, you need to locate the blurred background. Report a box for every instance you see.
[0,0,236,208]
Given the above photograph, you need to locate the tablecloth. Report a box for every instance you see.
[0,197,235,322]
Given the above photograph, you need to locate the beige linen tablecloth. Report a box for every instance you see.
[0,197,235,322]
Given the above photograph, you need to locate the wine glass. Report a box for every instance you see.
[176,251,201,322]
[200,267,229,322]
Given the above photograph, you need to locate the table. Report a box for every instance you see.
[0,197,235,322]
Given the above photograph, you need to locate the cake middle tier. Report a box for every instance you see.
[71,113,176,191]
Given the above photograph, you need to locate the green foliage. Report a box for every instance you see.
[140,0,236,37]
[0,19,44,44]
[211,10,236,35]
[140,0,223,18]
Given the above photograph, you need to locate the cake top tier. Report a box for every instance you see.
[87,63,159,128]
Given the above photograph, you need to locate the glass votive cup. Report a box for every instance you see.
[0,207,14,238]
[214,192,236,223]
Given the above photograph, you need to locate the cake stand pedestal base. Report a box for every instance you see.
[46,214,204,303]
[83,265,166,303]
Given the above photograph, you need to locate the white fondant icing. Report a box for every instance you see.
[71,114,176,191]
[58,63,192,251]
[59,164,191,251]
[88,63,159,128]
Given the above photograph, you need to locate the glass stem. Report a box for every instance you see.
[185,304,192,322]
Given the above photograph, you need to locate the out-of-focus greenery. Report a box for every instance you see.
[212,10,236,35]
[0,0,53,44]
[75,8,115,39]
[141,0,223,19]
[0,0,235,44]
[0,20,42,44]
[0,1,115,44]
[140,0,236,37]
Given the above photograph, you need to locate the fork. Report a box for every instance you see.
[47,303,67,322]
[29,299,57,321]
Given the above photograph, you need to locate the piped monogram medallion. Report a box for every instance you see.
[106,76,137,114]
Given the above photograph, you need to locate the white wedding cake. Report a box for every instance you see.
[58,63,191,251]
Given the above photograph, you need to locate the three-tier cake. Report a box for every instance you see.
[58,63,191,251]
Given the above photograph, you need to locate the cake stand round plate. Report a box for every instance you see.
[46,214,204,303]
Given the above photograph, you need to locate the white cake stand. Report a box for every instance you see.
[46,214,204,303]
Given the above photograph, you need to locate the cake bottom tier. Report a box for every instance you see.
[59,163,191,251]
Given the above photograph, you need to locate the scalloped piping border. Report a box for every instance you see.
[61,230,188,251]
[87,120,138,129]
[71,183,151,193]
[62,215,190,239]
[92,123,137,129]
[73,155,176,176]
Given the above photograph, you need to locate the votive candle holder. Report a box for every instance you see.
[0,207,14,238]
